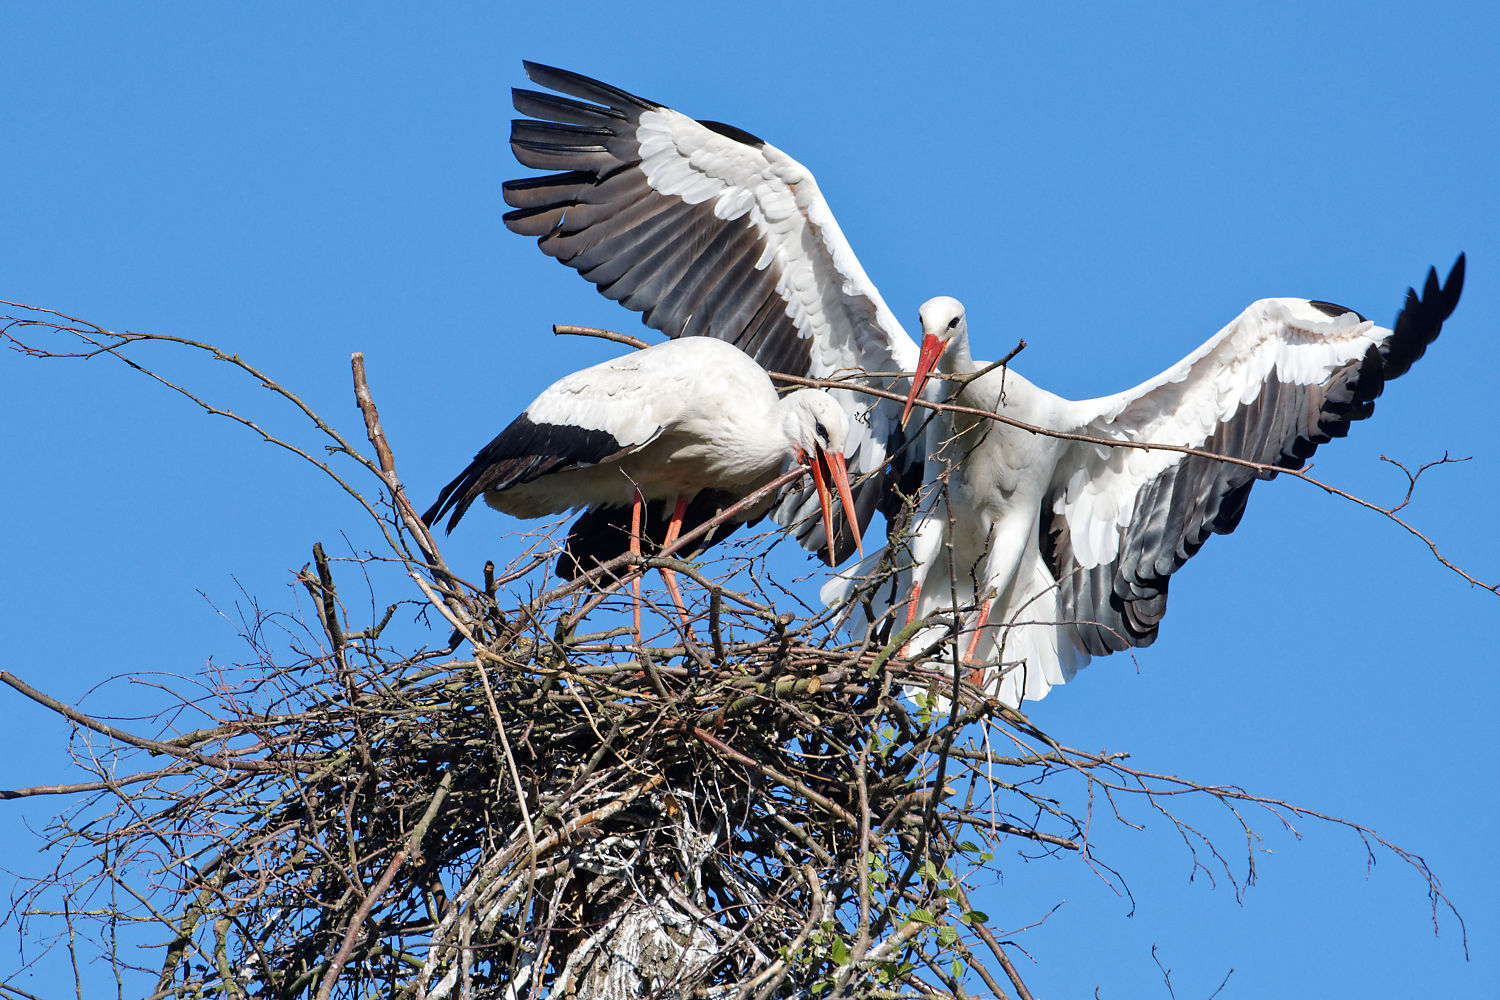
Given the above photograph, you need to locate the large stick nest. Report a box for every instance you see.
[9,533,1086,999]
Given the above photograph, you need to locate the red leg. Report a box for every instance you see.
[630,488,643,648]
[904,590,922,628]
[898,578,924,657]
[963,598,993,665]
[658,494,690,626]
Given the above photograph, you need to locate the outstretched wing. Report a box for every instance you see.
[504,62,921,561]
[1042,256,1465,654]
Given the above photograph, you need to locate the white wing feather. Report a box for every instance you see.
[1053,298,1380,567]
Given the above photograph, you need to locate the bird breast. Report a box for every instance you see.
[946,369,1066,512]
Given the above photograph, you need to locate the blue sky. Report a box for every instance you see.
[3,3,1496,996]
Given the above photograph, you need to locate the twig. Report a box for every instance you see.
[552,324,651,351]
[0,671,272,774]
[314,771,453,1000]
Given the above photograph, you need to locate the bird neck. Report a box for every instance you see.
[932,332,977,401]
[944,332,976,377]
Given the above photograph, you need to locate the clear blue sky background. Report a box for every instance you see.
[3,3,1496,996]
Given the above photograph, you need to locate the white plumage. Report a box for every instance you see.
[852,275,1462,706]
[425,338,861,609]
[501,62,1465,705]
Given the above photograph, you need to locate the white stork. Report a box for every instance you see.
[424,337,861,644]
[500,62,1465,703]
[875,272,1462,707]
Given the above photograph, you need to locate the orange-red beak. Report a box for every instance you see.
[802,446,864,565]
[901,332,950,427]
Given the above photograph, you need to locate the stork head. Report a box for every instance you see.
[902,296,968,426]
[782,389,863,563]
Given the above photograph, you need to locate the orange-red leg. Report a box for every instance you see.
[962,598,993,667]
[658,494,691,626]
[630,488,644,648]
[898,579,924,657]
[904,590,922,629]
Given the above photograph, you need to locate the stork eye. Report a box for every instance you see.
[947,316,960,330]
[813,420,829,443]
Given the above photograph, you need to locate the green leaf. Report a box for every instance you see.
[963,909,990,924]
[938,924,957,946]
[829,937,850,965]
[951,958,964,980]
[910,908,935,924]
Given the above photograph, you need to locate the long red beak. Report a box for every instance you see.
[901,332,950,427]
[804,447,864,565]
[824,448,862,559]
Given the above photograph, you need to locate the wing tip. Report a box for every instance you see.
[1382,252,1465,381]
[517,60,661,113]
[422,470,480,535]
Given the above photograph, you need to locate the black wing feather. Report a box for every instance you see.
[423,414,625,533]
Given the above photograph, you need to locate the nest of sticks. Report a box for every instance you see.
[7,527,1085,999]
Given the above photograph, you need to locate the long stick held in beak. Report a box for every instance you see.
[901,332,950,427]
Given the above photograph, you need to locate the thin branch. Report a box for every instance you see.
[0,671,272,774]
